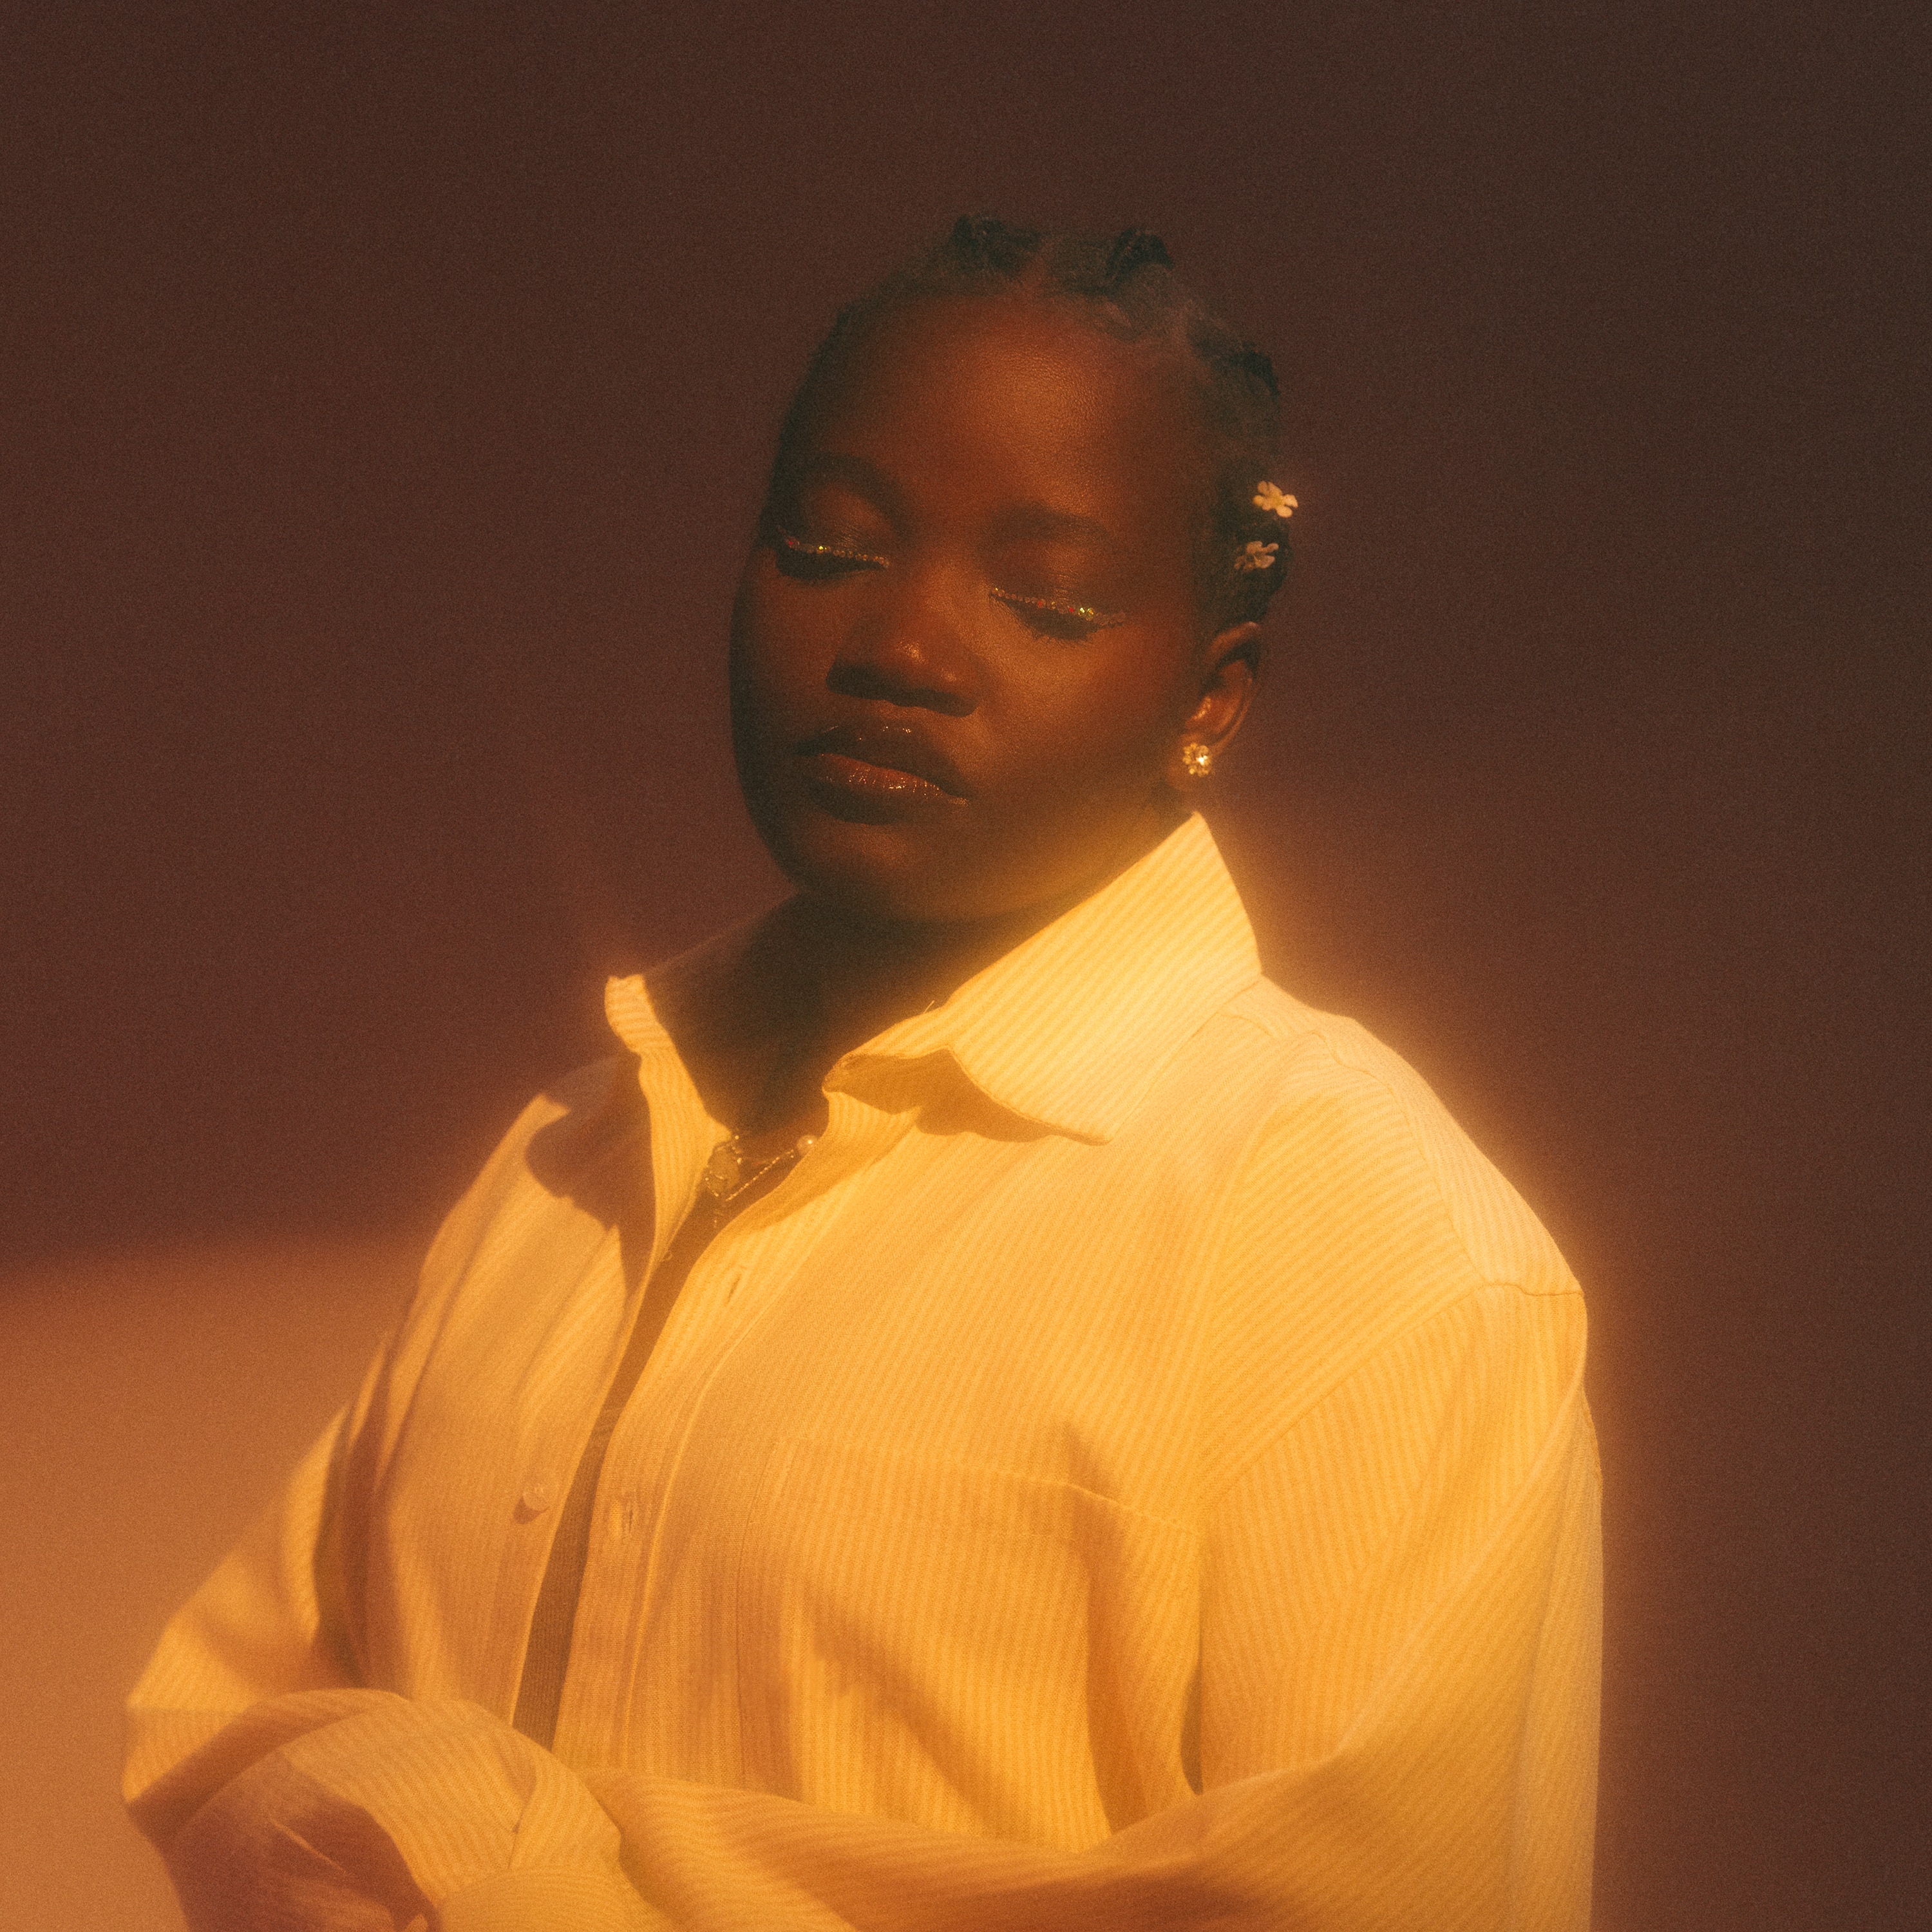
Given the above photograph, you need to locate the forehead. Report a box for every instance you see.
[795,296,1206,539]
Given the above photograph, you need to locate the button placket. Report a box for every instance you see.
[551,1110,906,1761]
[553,1218,765,1718]
[549,1207,804,1748]
[643,1203,786,1381]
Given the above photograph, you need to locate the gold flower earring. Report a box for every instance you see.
[1179,741,1215,780]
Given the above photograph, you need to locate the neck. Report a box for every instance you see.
[759,893,1045,1066]
[735,802,1183,1136]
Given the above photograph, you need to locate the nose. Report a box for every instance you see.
[828,565,977,718]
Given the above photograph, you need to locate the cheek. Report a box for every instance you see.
[730,576,833,725]
[980,636,1190,802]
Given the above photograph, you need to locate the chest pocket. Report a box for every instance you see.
[734,1435,1200,1849]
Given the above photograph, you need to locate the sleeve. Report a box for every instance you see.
[131,1282,1595,1932]
[128,1103,1598,1931]
[124,1361,659,1931]
[565,1282,1601,1931]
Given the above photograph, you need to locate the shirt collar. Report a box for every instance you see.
[605,813,1261,1146]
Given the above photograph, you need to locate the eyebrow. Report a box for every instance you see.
[788,453,908,526]
[990,503,1122,553]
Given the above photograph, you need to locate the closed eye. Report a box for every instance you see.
[775,531,890,580]
[989,587,1126,641]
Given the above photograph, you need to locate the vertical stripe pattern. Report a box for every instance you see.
[126,814,1600,1929]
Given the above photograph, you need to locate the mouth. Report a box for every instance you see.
[791,723,973,817]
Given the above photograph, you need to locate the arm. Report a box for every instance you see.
[573,1282,1600,1930]
[125,1388,656,1931]
[129,1281,1596,1930]
[124,1074,666,1930]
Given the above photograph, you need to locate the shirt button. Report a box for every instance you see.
[520,1475,556,1515]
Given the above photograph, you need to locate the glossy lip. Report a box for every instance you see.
[792,723,974,800]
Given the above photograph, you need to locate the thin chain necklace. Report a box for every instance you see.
[694,969,945,1222]
[697,1130,817,1213]
[699,978,943,1223]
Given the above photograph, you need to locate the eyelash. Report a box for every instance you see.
[775,532,1124,641]
[989,588,1126,641]
[775,532,890,575]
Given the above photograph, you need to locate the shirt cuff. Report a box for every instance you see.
[436,1865,663,1932]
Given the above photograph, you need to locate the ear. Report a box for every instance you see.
[1162,621,1260,792]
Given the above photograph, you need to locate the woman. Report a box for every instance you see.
[127,220,1600,1930]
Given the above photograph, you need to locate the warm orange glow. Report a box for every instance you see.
[0,1242,417,1928]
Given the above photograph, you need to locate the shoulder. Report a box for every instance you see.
[1209,976,1575,1302]
[328,1054,652,1468]
[1191,976,1584,1481]
[463,1052,645,1212]
[413,1054,648,1305]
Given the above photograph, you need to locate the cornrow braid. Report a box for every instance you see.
[946,214,1044,277]
[768,216,1293,634]
[1104,227,1173,282]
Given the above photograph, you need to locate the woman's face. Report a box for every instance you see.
[730,296,1256,927]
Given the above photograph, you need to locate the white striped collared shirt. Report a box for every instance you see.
[127,813,1600,1930]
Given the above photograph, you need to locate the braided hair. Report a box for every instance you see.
[768,216,1293,637]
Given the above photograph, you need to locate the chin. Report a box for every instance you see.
[757,811,996,927]
[749,791,1173,934]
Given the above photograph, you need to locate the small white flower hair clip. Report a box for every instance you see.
[1235,539,1278,573]
[1253,481,1298,518]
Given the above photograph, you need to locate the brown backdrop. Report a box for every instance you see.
[4,4,1926,1927]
